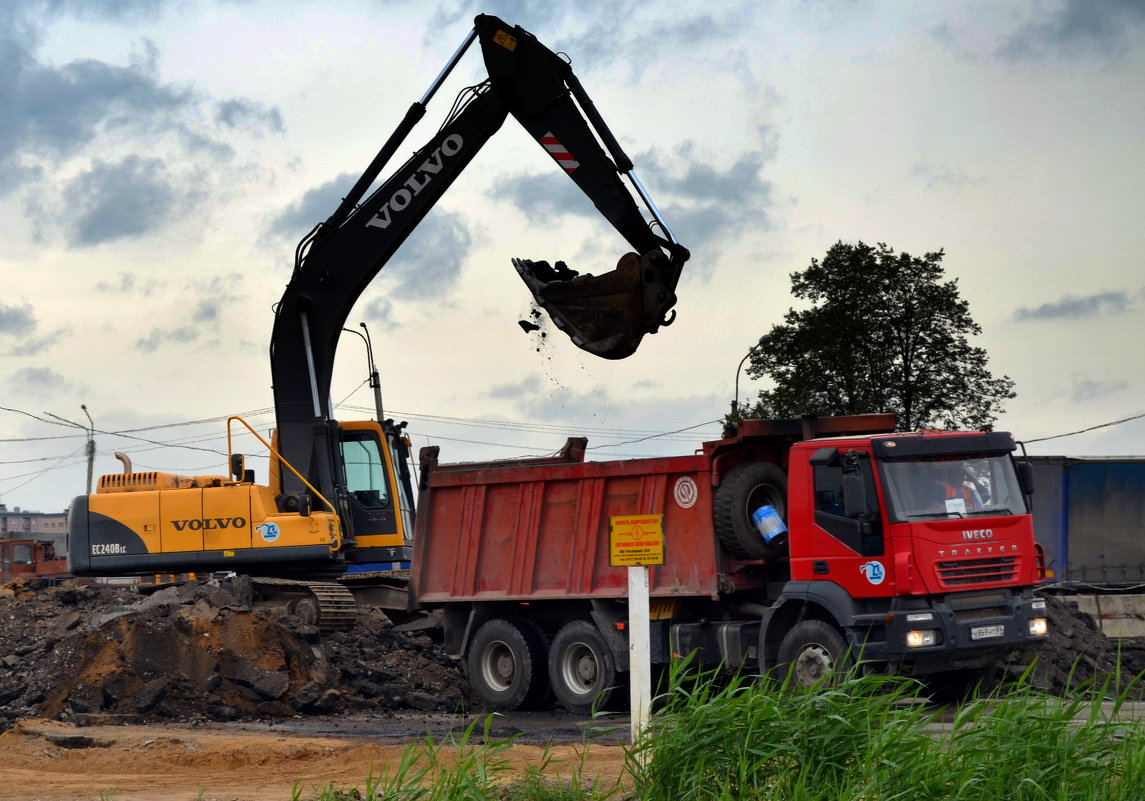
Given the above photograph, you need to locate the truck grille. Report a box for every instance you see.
[936,556,1018,587]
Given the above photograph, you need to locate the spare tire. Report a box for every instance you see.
[713,461,789,559]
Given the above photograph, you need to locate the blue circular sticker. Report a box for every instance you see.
[859,560,886,585]
[257,522,281,543]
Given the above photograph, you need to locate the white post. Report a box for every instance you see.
[628,564,652,744]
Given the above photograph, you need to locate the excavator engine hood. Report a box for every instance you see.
[514,246,687,360]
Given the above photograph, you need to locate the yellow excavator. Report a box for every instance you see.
[66,14,690,625]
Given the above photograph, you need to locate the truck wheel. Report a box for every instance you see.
[467,618,548,711]
[713,461,789,559]
[549,620,624,714]
[776,620,849,688]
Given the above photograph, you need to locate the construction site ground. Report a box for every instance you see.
[1,578,1143,801]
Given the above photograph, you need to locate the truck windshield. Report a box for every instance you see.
[881,454,1027,521]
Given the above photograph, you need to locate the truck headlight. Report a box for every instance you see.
[1029,618,1048,636]
[906,629,937,648]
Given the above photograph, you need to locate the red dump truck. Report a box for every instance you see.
[411,414,1049,712]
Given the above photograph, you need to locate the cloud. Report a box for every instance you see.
[999,0,1145,59]
[640,141,775,261]
[0,32,193,191]
[1,3,285,242]
[51,155,199,246]
[0,302,37,336]
[10,366,70,395]
[496,172,597,226]
[909,162,983,191]
[0,301,67,356]
[29,1,173,24]
[427,1,752,79]
[361,297,397,331]
[93,271,162,295]
[1014,291,1132,321]
[131,273,242,351]
[488,375,542,400]
[267,172,356,238]
[490,136,776,266]
[135,325,199,352]
[215,99,284,135]
[386,210,474,299]
[1070,377,1128,403]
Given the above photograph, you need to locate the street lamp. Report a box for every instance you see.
[731,335,772,419]
[342,322,384,423]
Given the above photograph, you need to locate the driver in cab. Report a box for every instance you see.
[930,461,985,513]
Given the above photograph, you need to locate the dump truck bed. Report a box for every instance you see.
[411,440,739,604]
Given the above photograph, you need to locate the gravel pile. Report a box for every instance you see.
[0,577,469,731]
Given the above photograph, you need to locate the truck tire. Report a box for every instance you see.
[467,618,549,711]
[713,461,789,559]
[549,620,625,714]
[776,620,850,688]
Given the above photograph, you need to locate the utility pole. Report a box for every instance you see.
[45,405,96,496]
[81,405,95,496]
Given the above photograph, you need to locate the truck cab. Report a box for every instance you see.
[767,429,1047,681]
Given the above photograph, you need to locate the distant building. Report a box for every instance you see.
[0,503,68,551]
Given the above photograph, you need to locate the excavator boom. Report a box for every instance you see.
[272,14,690,503]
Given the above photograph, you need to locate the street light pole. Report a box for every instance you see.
[342,323,385,423]
[731,335,772,419]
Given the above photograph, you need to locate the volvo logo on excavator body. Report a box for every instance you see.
[365,134,464,230]
[171,517,248,532]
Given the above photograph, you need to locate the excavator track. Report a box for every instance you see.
[252,578,358,633]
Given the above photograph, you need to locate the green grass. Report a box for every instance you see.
[284,664,1145,800]
[628,663,1145,801]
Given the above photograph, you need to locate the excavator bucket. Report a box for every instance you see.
[514,249,677,360]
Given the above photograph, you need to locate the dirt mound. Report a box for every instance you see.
[0,578,469,731]
[1018,594,1145,694]
[3,579,1145,732]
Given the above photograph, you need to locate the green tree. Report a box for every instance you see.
[737,241,1015,432]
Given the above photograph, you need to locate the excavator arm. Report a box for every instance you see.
[271,14,689,505]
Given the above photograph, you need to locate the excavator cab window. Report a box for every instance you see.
[340,432,391,510]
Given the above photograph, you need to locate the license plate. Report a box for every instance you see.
[971,624,1005,640]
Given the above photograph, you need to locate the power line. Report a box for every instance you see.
[1024,411,1145,444]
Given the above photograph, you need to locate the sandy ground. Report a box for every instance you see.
[0,719,630,801]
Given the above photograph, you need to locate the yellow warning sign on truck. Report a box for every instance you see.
[609,514,664,566]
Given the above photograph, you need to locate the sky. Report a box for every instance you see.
[2,0,1144,514]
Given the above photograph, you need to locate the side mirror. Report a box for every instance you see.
[230,453,245,481]
[1017,461,1035,496]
